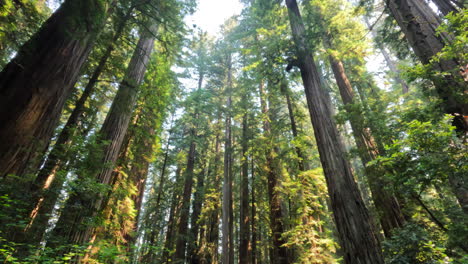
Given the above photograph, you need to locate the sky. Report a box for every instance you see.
[185,0,244,35]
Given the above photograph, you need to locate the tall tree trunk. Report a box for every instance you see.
[161,165,183,264]
[124,123,156,248]
[188,160,207,264]
[0,0,109,179]
[328,51,406,237]
[203,131,222,264]
[280,81,306,171]
[20,13,131,245]
[285,1,384,263]
[387,0,468,211]
[48,23,157,249]
[222,55,234,264]
[386,0,468,132]
[251,156,257,264]
[239,112,251,264]
[174,134,197,262]
[259,81,290,264]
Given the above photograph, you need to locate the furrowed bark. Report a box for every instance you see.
[328,50,406,238]
[0,0,110,180]
[21,12,131,245]
[259,81,290,264]
[386,0,468,133]
[48,22,157,250]
[285,1,384,263]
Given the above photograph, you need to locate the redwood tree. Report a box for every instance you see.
[0,0,110,179]
[285,0,384,263]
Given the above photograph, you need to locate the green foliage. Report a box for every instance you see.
[0,0,49,67]
[383,223,450,264]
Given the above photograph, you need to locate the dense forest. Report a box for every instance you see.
[0,0,467,263]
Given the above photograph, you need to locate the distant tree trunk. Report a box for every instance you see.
[285,1,384,263]
[125,124,156,248]
[280,81,306,171]
[174,134,197,262]
[48,22,157,250]
[251,157,257,264]
[188,159,207,264]
[21,13,131,245]
[259,81,290,264]
[239,112,251,264]
[0,0,109,179]
[222,54,234,264]
[161,165,183,264]
[203,130,222,264]
[386,0,468,133]
[363,18,409,94]
[328,50,406,237]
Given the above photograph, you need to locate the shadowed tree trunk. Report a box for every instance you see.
[327,48,406,237]
[174,137,197,263]
[201,128,222,264]
[161,165,183,263]
[222,57,234,264]
[387,0,468,212]
[285,0,384,263]
[280,81,306,171]
[239,111,251,264]
[0,0,110,180]
[251,156,257,264]
[48,22,158,251]
[386,0,468,133]
[431,0,460,16]
[259,81,290,264]
[188,159,208,264]
[20,12,132,245]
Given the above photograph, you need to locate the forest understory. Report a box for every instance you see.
[0,0,467,263]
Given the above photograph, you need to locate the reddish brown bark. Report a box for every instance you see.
[328,52,406,238]
[48,23,157,249]
[386,0,468,132]
[0,0,109,179]
[285,0,384,263]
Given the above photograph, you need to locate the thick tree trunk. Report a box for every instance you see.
[387,0,468,210]
[285,1,384,263]
[48,23,157,249]
[259,82,290,264]
[20,14,131,245]
[386,0,468,132]
[0,0,109,179]
[239,113,251,264]
[174,135,197,262]
[431,0,460,16]
[328,53,406,237]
